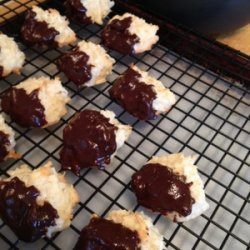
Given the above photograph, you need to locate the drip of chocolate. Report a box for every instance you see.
[57,48,92,87]
[102,17,140,54]
[1,88,47,128]
[0,177,58,242]
[73,217,141,250]
[60,109,117,175]
[65,0,92,24]
[0,131,10,162]
[21,10,59,47]
[109,67,157,120]
[0,66,3,77]
[131,163,194,217]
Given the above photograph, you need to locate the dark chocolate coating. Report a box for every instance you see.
[0,66,3,77]
[131,163,194,218]
[0,177,58,242]
[57,48,92,87]
[0,131,10,162]
[102,16,140,54]
[1,87,47,128]
[65,0,92,24]
[109,67,157,120]
[21,10,59,47]
[60,109,117,175]
[73,217,140,250]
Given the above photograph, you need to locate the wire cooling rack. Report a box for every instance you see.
[0,0,249,249]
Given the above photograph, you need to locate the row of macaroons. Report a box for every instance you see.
[0,60,176,161]
[0,14,176,162]
[0,6,174,121]
[0,153,208,248]
[0,3,159,78]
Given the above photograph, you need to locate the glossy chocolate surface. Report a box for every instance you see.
[57,48,92,87]
[65,0,92,24]
[21,10,59,47]
[131,163,194,217]
[73,217,140,250]
[109,67,157,120]
[1,87,47,128]
[60,109,117,175]
[0,131,10,162]
[0,177,58,242]
[102,16,140,54]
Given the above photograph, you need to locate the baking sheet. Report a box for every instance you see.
[0,1,249,250]
[0,0,46,23]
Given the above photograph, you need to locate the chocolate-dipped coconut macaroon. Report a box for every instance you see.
[60,109,131,175]
[0,162,79,242]
[21,6,76,48]
[1,76,70,128]
[102,13,159,55]
[74,210,164,250]
[57,40,115,88]
[131,153,209,222]
[109,65,176,120]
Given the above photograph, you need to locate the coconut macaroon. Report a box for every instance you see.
[109,65,176,120]
[60,109,132,175]
[131,153,209,222]
[1,76,70,128]
[0,33,25,77]
[74,210,164,250]
[0,114,19,162]
[21,6,76,48]
[102,12,159,54]
[65,0,114,25]
[0,162,79,242]
[57,40,115,88]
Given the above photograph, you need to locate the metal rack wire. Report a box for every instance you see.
[0,0,249,249]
